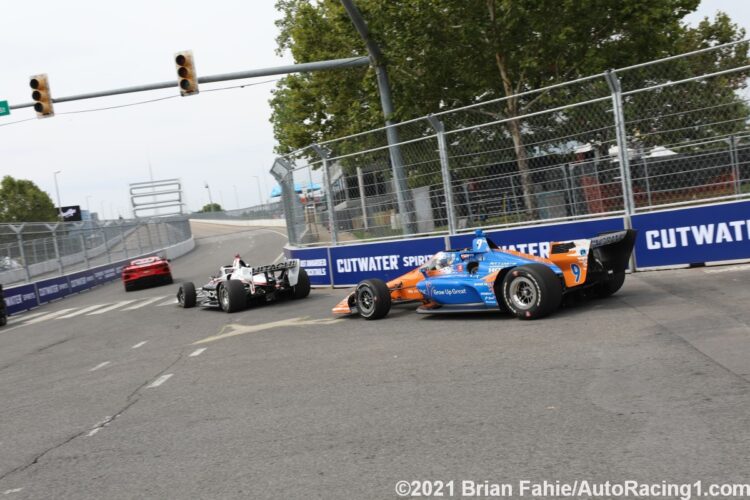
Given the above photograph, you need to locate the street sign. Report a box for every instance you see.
[0,100,9,116]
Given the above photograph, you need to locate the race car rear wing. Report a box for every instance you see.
[549,229,636,274]
[235,259,302,286]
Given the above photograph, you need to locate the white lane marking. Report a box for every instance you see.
[147,373,173,388]
[86,415,114,437]
[123,295,169,310]
[3,488,23,495]
[58,304,110,318]
[156,298,178,306]
[193,317,342,345]
[273,252,284,263]
[131,341,148,349]
[23,308,76,325]
[86,300,136,315]
[7,311,47,324]
[189,348,207,357]
[89,361,111,372]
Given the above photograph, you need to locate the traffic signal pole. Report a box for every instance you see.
[8,56,369,111]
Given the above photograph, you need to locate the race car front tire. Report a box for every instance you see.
[220,280,246,313]
[595,271,626,298]
[502,264,563,320]
[178,282,197,308]
[356,279,391,320]
[292,268,310,299]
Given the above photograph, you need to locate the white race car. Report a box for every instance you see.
[177,255,310,312]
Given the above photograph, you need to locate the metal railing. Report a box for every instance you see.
[0,217,192,285]
[272,39,750,246]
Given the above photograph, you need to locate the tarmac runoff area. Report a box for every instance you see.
[0,222,749,499]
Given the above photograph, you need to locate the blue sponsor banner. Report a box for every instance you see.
[3,283,39,315]
[284,246,331,286]
[632,200,750,268]
[36,276,71,304]
[329,236,446,286]
[91,262,124,284]
[449,217,625,257]
[68,269,97,294]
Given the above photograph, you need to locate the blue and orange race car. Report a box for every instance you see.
[332,229,636,320]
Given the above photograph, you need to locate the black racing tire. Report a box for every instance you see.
[0,314,7,327]
[219,280,246,313]
[177,282,197,308]
[124,282,135,292]
[502,264,563,320]
[595,271,626,298]
[355,278,391,320]
[292,268,311,299]
[164,274,174,285]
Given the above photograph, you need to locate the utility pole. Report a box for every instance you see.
[340,0,414,234]
[53,170,63,220]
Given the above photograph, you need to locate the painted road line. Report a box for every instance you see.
[156,298,178,306]
[86,415,114,437]
[193,317,342,345]
[89,361,111,372]
[123,295,169,310]
[24,308,76,325]
[58,304,111,319]
[7,311,48,324]
[273,252,284,263]
[3,488,23,495]
[147,373,173,388]
[189,348,207,357]
[131,341,148,349]
[86,300,137,315]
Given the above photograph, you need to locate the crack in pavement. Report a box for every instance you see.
[126,350,186,401]
[0,349,189,484]
[0,398,141,484]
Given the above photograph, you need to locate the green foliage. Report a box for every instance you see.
[0,176,57,223]
[271,0,749,198]
[199,203,223,213]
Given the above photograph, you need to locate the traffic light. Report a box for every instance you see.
[174,51,199,96]
[29,74,54,118]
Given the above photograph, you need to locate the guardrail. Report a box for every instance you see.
[284,199,750,287]
[2,237,195,317]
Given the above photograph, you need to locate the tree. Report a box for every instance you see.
[0,176,57,223]
[271,1,748,216]
[199,203,223,213]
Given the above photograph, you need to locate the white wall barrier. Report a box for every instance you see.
[3,237,195,316]
[189,218,286,228]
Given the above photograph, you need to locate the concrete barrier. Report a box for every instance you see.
[2,237,196,316]
[190,219,286,228]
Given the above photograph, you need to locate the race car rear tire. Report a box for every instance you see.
[124,281,135,292]
[0,314,6,327]
[595,271,626,298]
[178,282,196,308]
[220,280,246,313]
[502,264,563,320]
[164,275,174,285]
[356,279,391,320]
[292,268,310,299]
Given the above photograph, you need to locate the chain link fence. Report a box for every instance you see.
[273,39,750,246]
[0,217,192,285]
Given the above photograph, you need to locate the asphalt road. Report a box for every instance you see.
[1,223,749,499]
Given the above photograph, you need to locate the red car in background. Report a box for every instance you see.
[122,256,173,291]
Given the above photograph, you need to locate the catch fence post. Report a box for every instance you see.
[427,115,457,235]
